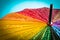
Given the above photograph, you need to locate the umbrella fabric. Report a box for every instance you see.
[18,8,59,23]
[52,12,60,38]
[0,12,47,40]
[31,26,51,40]
[0,8,60,40]
[52,12,60,22]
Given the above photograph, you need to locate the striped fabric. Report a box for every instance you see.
[0,8,60,40]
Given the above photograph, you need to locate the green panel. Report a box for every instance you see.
[41,26,51,40]
[30,26,51,40]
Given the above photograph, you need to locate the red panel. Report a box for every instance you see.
[17,8,60,23]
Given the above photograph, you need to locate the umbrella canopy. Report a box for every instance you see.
[0,6,60,40]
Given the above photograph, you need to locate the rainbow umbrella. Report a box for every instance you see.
[0,4,60,40]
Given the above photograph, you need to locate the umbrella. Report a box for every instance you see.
[0,4,60,40]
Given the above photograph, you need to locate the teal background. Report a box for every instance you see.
[0,0,60,19]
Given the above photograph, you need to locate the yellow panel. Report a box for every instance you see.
[0,13,47,40]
